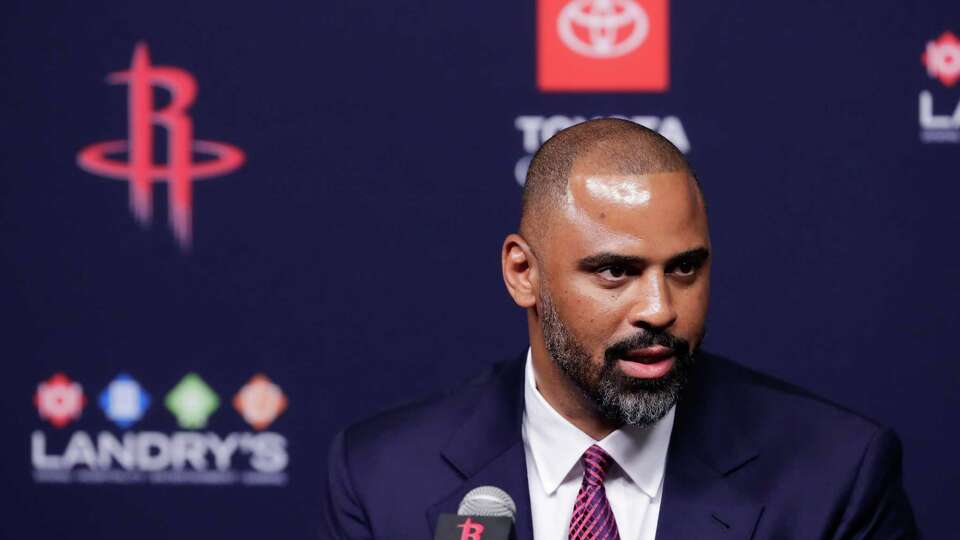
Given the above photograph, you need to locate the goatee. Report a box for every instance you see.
[538,287,696,427]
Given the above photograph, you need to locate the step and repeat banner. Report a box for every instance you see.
[2,1,957,538]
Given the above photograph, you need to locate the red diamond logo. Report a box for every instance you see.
[922,31,960,87]
[35,373,86,428]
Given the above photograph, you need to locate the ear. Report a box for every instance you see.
[501,233,539,309]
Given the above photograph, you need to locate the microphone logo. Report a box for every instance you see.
[77,42,245,250]
[457,517,485,540]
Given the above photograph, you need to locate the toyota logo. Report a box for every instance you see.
[557,0,649,59]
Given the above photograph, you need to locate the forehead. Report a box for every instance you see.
[550,170,708,259]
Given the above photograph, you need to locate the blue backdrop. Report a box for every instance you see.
[2,1,957,537]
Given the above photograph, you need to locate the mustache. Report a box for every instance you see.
[604,330,690,363]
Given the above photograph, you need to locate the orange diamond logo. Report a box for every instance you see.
[233,374,288,431]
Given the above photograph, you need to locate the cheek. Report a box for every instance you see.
[673,280,710,333]
[555,279,631,344]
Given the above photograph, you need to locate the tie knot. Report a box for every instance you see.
[581,444,613,487]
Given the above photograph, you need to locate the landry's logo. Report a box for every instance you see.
[99,374,151,428]
[919,30,960,144]
[35,373,86,428]
[923,31,960,87]
[165,373,220,429]
[538,0,669,92]
[77,42,245,250]
[32,372,290,487]
[234,374,288,431]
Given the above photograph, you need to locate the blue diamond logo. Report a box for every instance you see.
[99,373,151,428]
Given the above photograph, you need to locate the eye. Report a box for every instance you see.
[598,265,629,281]
[671,259,697,277]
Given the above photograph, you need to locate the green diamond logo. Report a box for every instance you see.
[165,373,219,429]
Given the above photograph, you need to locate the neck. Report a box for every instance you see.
[528,317,621,441]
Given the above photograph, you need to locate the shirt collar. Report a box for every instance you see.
[522,348,675,498]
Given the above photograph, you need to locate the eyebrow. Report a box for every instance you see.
[576,247,711,270]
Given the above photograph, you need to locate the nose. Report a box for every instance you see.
[627,270,677,331]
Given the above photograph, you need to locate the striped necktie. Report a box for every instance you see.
[568,444,621,540]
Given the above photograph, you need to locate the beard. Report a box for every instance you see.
[538,287,697,427]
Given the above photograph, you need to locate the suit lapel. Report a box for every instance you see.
[426,355,535,540]
[657,450,764,538]
[425,352,765,540]
[657,353,765,539]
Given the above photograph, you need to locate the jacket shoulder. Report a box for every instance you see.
[694,357,917,535]
[339,359,509,464]
[320,361,515,537]
[699,352,889,451]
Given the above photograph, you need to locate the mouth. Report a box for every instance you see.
[616,346,675,379]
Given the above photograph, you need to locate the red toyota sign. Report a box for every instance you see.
[537,0,669,92]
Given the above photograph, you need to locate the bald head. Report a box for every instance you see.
[520,118,699,242]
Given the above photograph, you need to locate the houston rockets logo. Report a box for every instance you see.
[923,31,960,87]
[457,517,485,540]
[77,42,245,250]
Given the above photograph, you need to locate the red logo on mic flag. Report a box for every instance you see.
[77,42,245,250]
[537,0,669,92]
[458,517,485,540]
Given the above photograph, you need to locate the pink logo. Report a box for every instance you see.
[458,517,485,540]
[77,42,245,249]
[35,373,86,428]
[922,31,960,87]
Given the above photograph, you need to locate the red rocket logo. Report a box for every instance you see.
[457,517,485,540]
[77,42,245,250]
[35,373,86,428]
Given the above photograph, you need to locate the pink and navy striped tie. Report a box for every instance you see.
[569,444,621,540]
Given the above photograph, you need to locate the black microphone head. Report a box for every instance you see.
[457,486,517,521]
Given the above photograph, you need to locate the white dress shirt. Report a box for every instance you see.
[521,349,676,539]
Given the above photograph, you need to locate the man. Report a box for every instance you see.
[319,119,918,538]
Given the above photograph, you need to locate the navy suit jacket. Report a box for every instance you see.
[319,352,918,539]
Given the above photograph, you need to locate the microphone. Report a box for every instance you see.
[433,486,516,540]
